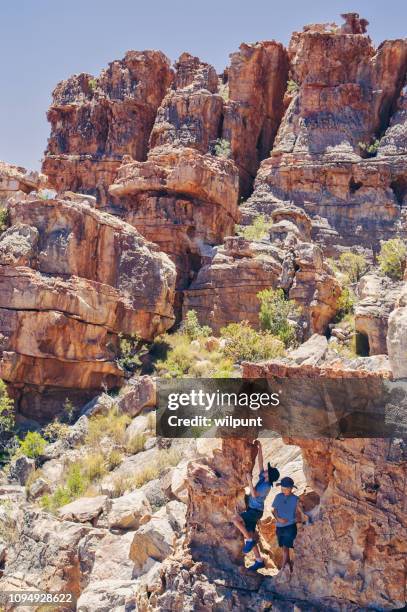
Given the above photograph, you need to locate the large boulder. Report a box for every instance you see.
[107,490,152,530]
[355,274,403,355]
[58,496,108,524]
[0,195,175,419]
[0,510,92,597]
[387,303,407,379]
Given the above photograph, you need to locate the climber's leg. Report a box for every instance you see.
[281,545,290,569]
[232,513,252,540]
[252,543,262,562]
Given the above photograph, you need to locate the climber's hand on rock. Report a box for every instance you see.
[253,440,260,448]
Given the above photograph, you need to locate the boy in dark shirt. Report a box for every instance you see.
[232,440,280,571]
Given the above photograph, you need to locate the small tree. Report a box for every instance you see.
[377,238,406,280]
[182,310,212,340]
[19,431,47,459]
[338,252,369,283]
[235,214,273,240]
[335,287,356,322]
[0,380,14,435]
[116,334,144,373]
[257,288,300,347]
[213,138,231,159]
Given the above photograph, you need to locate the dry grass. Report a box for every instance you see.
[86,406,130,448]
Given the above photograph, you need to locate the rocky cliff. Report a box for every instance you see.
[0,178,175,418]
[0,10,406,612]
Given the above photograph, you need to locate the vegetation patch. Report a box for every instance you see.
[213,138,231,159]
[235,214,273,240]
[358,139,380,157]
[377,238,406,280]
[286,79,299,95]
[258,288,300,347]
[0,207,9,233]
[220,321,285,363]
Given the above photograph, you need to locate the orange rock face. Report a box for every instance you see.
[42,51,173,204]
[110,148,239,303]
[109,54,241,310]
[149,53,222,153]
[184,208,340,335]
[241,22,407,254]
[222,41,288,195]
[0,161,44,199]
[0,194,175,418]
[241,359,406,610]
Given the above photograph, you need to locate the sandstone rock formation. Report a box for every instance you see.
[0,162,44,201]
[1,11,406,612]
[240,17,407,255]
[42,51,173,204]
[0,194,175,418]
[221,41,288,195]
[184,208,340,335]
[355,273,404,355]
[387,284,407,378]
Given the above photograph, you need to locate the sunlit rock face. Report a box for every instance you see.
[42,50,173,204]
[0,194,175,419]
[241,23,407,255]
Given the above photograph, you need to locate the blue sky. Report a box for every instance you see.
[1,0,406,170]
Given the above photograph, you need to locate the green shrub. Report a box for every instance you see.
[0,207,9,233]
[182,310,212,340]
[329,252,369,285]
[66,462,87,497]
[358,139,380,157]
[88,78,98,91]
[156,335,192,378]
[40,486,71,512]
[257,288,300,347]
[213,138,231,159]
[42,420,70,443]
[337,252,369,283]
[218,82,229,101]
[19,431,47,459]
[235,214,273,240]
[39,458,98,512]
[335,287,356,321]
[286,79,299,95]
[220,321,285,362]
[116,334,144,373]
[0,380,14,435]
[377,238,406,280]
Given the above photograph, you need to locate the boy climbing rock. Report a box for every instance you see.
[232,440,280,571]
[272,476,301,572]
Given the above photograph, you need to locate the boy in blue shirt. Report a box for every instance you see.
[232,440,280,571]
[272,476,300,572]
